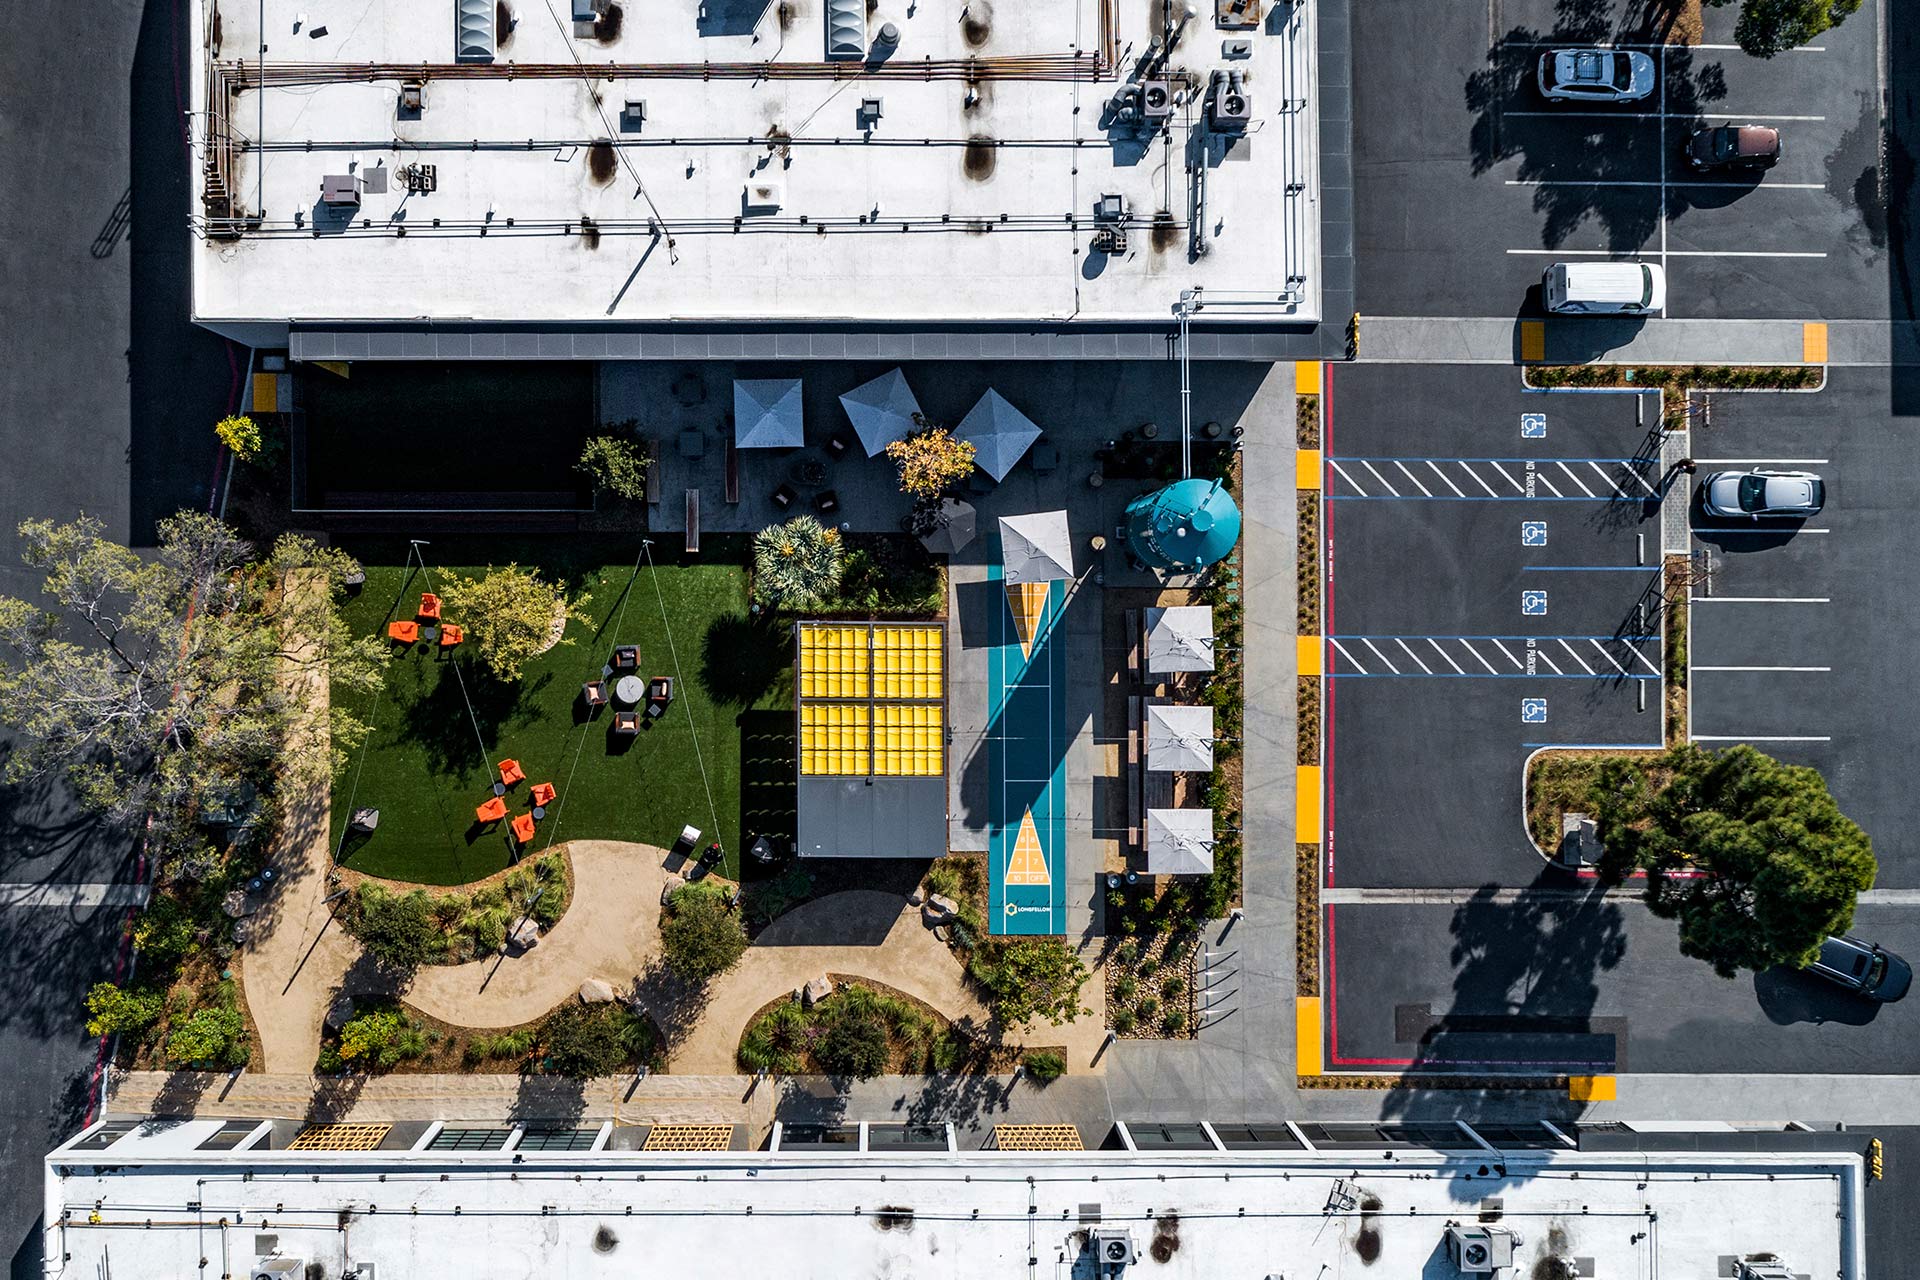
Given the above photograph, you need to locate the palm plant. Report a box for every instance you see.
[752,515,844,610]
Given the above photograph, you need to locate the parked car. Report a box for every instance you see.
[1541,261,1666,315]
[1686,123,1781,170]
[1806,935,1912,1003]
[1699,469,1825,519]
[1536,49,1656,102]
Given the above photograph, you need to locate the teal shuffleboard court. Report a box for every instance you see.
[987,568,1067,936]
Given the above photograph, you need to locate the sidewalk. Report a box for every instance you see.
[1357,316,1919,367]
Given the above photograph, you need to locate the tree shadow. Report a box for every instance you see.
[627,960,709,1054]
[399,658,533,776]
[507,1073,588,1127]
[699,614,790,708]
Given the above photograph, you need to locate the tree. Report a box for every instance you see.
[576,435,650,502]
[751,516,843,610]
[1707,0,1861,56]
[165,1006,249,1067]
[659,882,748,981]
[967,938,1091,1030]
[83,983,164,1038]
[350,883,443,976]
[0,513,387,841]
[214,414,262,462]
[1590,743,1876,977]
[539,1002,653,1077]
[439,563,586,681]
[884,425,976,499]
[813,990,890,1079]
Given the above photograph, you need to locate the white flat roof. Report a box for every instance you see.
[45,1135,1863,1279]
[190,0,1319,325]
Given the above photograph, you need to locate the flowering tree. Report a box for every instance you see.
[441,563,587,681]
[884,426,976,499]
[214,414,262,462]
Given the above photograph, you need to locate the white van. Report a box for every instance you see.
[1541,262,1666,315]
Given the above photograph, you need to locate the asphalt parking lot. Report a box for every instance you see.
[1688,366,1920,888]
[1353,0,1892,319]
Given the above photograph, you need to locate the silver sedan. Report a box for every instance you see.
[1700,469,1825,519]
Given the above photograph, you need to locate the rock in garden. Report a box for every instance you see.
[932,924,950,944]
[579,978,617,1004]
[802,976,832,1007]
[508,919,541,951]
[324,995,356,1031]
[923,893,958,923]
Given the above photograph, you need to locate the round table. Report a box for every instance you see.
[615,675,646,704]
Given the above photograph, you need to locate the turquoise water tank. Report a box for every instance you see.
[1123,478,1242,571]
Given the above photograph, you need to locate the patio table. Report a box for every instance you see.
[615,674,646,704]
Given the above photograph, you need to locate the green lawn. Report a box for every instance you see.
[329,536,792,886]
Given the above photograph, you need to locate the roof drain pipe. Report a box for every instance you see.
[1174,287,1203,480]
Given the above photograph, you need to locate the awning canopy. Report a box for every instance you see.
[733,377,805,448]
[1146,704,1215,772]
[999,510,1073,584]
[1145,605,1216,673]
[955,389,1042,482]
[838,368,921,456]
[1145,807,1215,875]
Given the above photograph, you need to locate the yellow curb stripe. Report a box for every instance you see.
[1295,360,1323,395]
[1568,1075,1616,1102]
[1296,765,1322,843]
[1519,321,1545,363]
[1801,321,1828,364]
[1296,635,1322,677]
[1296,448,1323,491]
[1296,997,1323,1076]
[250,372,280,414]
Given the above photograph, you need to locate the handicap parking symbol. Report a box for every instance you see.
[1521,698,1548,724]
[1521,412,1548,439]
[1521,590,1549,616]
[1521,521,1548,547]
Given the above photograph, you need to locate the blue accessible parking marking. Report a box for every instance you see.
[1521,590,1549,616]
[1521,521,1548,547]
[1521,698,1548,723]
[1520,413,1547,439]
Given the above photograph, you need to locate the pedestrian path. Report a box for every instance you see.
[1356,316,1917,367]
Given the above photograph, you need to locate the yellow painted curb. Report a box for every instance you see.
[1297,636,1322,677]
[1519,321,1545,363]
[1568,1075,1616,1102]
[1802,322,1828,364]
[1296,997,1323,1075]
[250,372,279,414]
[1295,360,1323,395]
[1296,765,1322,843]
[1296,448,1323,491]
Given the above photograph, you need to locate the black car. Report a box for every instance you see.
[1806,935,1912,1002]
[1686,124,1781,170]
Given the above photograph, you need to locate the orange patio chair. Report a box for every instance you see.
[418,592,442,620]
[530,782,556,807]
[438,623,464,648]
[498,759,525,788]
[510,812,536,844]
[475,796,508,824]
[387,620,419,644]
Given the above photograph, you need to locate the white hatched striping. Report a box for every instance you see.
[1393,460,1434,497]
[1427,638,1466,674]
[1361,460,1400,496]
[1556,639,1595,674]
[1328,638,1369,674]
[1555,461,1596,497]
[1588,640,1633,677]
[1491,638,1526,670]
[1326,636,1658,678]
[1361,638,1400,674]
[1328,458,1368,494]
[1395,638,1434,674]
[1425,460,1467,497]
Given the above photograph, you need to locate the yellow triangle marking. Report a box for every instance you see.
[1006,581,1049,660]
[1005,808,1050,885]
[312,361,351,378]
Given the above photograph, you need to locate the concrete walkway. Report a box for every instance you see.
[1357,315,1918,366]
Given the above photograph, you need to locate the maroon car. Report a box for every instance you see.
[1685,123,1781,170]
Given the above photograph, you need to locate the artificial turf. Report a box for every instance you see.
[328,535,792,886]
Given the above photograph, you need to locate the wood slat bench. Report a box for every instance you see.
[685,488,701,553]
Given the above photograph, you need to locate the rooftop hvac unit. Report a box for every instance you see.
[1205,69,1252,131]
[1736,1262,1796,1280]
[1446,1225,1523,1274]
[252,1259,304,1280]
[455,0,495,62]
[1088,1229,1136,1272]
[320,174,360,207]
[825,0,866,59]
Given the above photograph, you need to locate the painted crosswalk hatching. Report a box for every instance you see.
[1325,455,1658,501]
[1326,634,1659,679]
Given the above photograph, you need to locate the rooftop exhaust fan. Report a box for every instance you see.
[1088,1229,1136,1273]
[1446,1225,1523,1274]
[825,0,866,59]
[456,0,495,61]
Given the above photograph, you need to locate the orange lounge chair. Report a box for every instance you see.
[387,620,419,644]
[530,782,556,807]
[438,623,464,648]
[510,813,536,844]
[475,796,508,824]
[497,759,525,788]
[418,592,442,620]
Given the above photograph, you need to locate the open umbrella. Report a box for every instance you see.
[1145,808,1215,875]
[916,498,977,555]
[1146,704,1215,772]
[955,389,1042,482]
[1145,605,1216,673]
[733,378,804,448]
[999,510,1072,659]
[838,368,921,456]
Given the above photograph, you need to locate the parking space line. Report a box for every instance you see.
[1588,640,1633,677]
[1327,638,1368,674]
[1691,596,1831,604]
[1691,525,1830,535]
[1327,458,1368,494]
[1630,645,1659,675]
[1554,461,1596,497]
[1462,464,1500,497]
[1359,638,1399,674]
[1424,460,1466,497]
[1394,638,1434,674]
[1556,638,1595,675]
[1328,636,1657,679]
[1488,460,1527,494]
[1693,665,1832,672]
[1461,641,1500,674]
[1426,638,1466,674]
[1504,179,1827,189]
[1490,638,1525,670]
[1505,248,1829,259]
[1392,460,1434,496]
[1500,112,1827,121]
[1693,735,1833,743]
[1534,647,1564,674]
[1692,457,1830,465]
[1533,469,1564,497]
[1360,460,1400,496]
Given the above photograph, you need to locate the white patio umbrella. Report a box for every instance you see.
[955,388,1042,481]
[998,511,1073,584]
[733,377,805,448]
[1146,704,1215,772]
[1145,808,1215,875]
[838,368,921,456]
[1145,605,1216,673]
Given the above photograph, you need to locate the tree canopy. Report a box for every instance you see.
[659,881,749,982]
[440,562,585,681]
[751,515,844,610]
[1709,0,1862,56]
[884,426,976,499]
[967,938,1091,1030]
[576,434,650,502]
[1590,743,1876,976]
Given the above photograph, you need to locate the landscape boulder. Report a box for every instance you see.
[579,978,617,1004]
[922,893,959,925]
[802,976,833,1007]
[324,995,356,1031]
[508,919,541,952]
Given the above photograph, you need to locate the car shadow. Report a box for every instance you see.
[1688,487,1812,552]
[1753,966,1883,1027]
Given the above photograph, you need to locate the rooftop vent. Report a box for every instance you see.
[320,174,360,207]
[1736,1262,1797,1280]
[825,0,865,58]
[455,0,495,61]
[743,180,784,213]
[251,1258,304,1280]
[1088,1229,1136,1273]
[1447,1225,1523,1274]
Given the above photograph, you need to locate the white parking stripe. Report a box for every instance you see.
[1631,645,1660,675]
[1555,461,1597,497]
[1505,179,1827,189]
[1425,460,1467,497]
[1692,596,1831,604]
[1360,460,1401,496]
[1692,458,1830,465]
[1328,638,1368,674]
[1693,665,1832,672]
[1461,463,1500,497]
[1427,638,1467,674]
[1533,470,1564,497]
[1588,640,1634,677]
[1500,111,1827,121]
[1490,638,1526,670]
[1461,640,1500,674]
[1595,460,1655,497]
[1556,638,1596,674]
[1693,735,1833,743]
[1506,248,1828,259]
[1535,647,1564,674]
[1395,638,1434,674]
[1361,638,1401,674]
[1393,460,1435,497]
[1327,458,1368,495]
[1488,460,1528,494]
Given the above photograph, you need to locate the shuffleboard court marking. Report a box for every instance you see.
[988,567,1067,936]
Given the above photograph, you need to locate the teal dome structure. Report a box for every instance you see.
[1123,478,1242,572]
